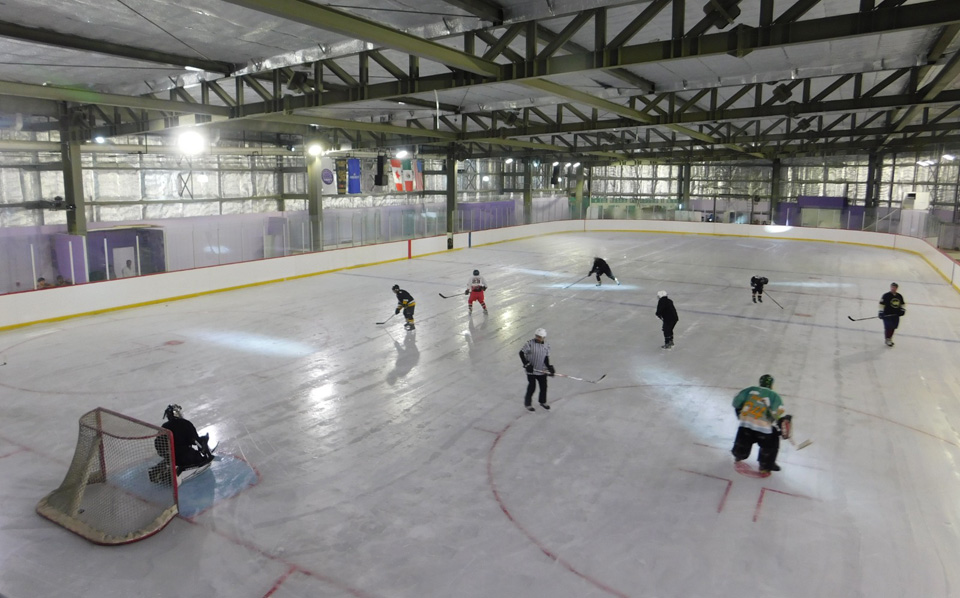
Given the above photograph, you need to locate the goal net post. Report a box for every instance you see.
[36,407,179,545]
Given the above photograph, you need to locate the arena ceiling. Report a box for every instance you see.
[0,0,957,163]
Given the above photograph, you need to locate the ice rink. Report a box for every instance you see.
[2,230,960,598]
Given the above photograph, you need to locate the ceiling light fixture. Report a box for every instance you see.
[177,130,206,156]
[307,143,324,157]
[396,149,410,159]
[943,154,956,161]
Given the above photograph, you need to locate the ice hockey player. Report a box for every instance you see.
[465,269,488,314]
[150,404,213,481]
[750,275,769,303]
[879,282,905,347]
[655,290,678,349]
[392,284,416,330]
[588,257,620,286]
[731,374,792,474]
[519,328,555,411]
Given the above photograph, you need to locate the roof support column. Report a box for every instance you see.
[680,162,692,206]
[60,125,86,236]
[446,146,458,240]
[770,158,782,222]
[306,150,324,251]
[523,159,533,224]
[573,165,585,219]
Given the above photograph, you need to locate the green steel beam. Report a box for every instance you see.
[0,21,234,74]
[0,80,232,116]
[220,0,501,77]
[436,0,504,24]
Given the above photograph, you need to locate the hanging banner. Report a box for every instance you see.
[402,159,415,192]
[319,157,337,195]
[335,159,348,194]
[414,159,424,192]
[390,159,404,191]
[347,158,362,194]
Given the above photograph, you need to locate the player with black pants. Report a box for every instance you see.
[588,257,620,286]
[392,284,416,330]
[519,328,555,411]
[751,275,769,303]
[150,404,213,481]
[732,375,791,474]
[879,282,905,346]
[655,290,678,349]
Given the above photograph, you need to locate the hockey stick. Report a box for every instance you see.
[563,275,591,289]
[764,292,784,310]
[376,313,398,325]
[847,314,884,321]
[534,370,606,384]
[788,437,813,450]
[439,292,462,299]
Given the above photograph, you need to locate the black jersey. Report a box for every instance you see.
[395,289,415,308]
[880,291,904,316]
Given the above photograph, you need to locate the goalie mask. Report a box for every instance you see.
[164,404,183,420]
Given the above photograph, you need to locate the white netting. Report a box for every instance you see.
[36,408,179,545]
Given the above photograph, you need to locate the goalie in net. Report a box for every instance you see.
[149,404,214,482]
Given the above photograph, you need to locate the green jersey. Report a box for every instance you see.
[732,386,785,434]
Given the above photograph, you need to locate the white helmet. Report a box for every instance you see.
[657,290,667,298]
[535,328,547,338]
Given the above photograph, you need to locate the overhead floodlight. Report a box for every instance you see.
[572,162,581,168]
[177,130,206,156]
[943,154,956,161]
[307,143,324,157]
[552,161,559,166]
[482,175,490,182]
[532,160,540,167]
[564,162,572,168]
[505,158,514,164]
[916,159,936,167]
[396,149,410,159]
[94,136,106,144]
[184,65,204,73]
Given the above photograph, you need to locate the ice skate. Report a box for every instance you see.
[483,308,488,314]
[885,338,894,346]
[540,403,550,410]
[404,322,415,330]
[615,278,621,285]
[525,405,535,412]
[752,296,756,303]
[758,296,762,302]
[596,282,601,286]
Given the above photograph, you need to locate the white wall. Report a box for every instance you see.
[3,222,957,330]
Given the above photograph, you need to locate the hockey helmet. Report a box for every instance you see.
[657,290,667,298]
[535,328,547,339]
[759,374,774,389]
[164,404,183,420]
[392,284,400,292]
[473,269,480,276]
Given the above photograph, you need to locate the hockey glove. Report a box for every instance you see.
[777,414,793,439]
[898,308,905,316]
[878,311,884,319]
[547,365,556,376]
[524,363,534,374]
[482,286,487,291]
[464,290,470,295]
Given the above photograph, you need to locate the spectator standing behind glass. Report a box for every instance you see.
[55,275,72,286]
[120,259,135,278]
[36,277,52,289]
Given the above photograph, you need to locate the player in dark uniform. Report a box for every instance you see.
[655,290,679,349]
[588,257,620,286]
[879,282,905,347]
[750,275,769,303]
[150,404,213,481]
[393,284,416,330]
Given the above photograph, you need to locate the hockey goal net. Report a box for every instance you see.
[36,407,179,545]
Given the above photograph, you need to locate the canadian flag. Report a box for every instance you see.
[390,159,404,191]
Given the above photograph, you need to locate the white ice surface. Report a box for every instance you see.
[2,231,960,598]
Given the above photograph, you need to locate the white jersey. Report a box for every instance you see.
[467,275,487,292]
